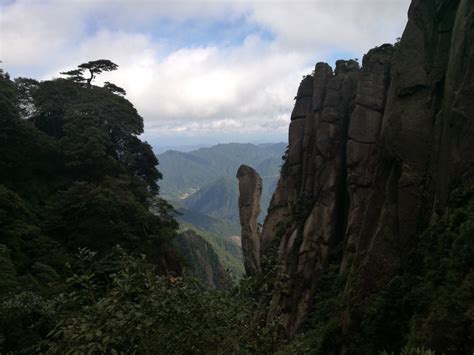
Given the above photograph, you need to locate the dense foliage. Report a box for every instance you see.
[0,65,281,354]
[39,248,274,354]
[178,220,245,281]
[0,65,181,352]
[176,230,234,290]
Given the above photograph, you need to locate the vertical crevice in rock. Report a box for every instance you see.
[340,44,395,273]
[335,74,352,254]
[259,60,360,337]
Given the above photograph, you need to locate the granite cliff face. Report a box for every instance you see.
[238,0,474,343]
[237,165,262,276]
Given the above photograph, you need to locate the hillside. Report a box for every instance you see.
[182,176,239,221]
[157,142,285,200]
[178,222,244,282]
[174,207,244,281]
[175,230,233,290]
[158,143,285,226]
[157,143,284,270]
[175,207,240,237]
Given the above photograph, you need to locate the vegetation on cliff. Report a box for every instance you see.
[278,180,474,353]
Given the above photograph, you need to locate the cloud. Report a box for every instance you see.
[0,0,411,142]
[247,0,410,53]
[73,32,309,136]
[0,0,84,68]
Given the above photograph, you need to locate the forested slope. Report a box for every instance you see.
[0,63,269,354]
[0,64,220,352]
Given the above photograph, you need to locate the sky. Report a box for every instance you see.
[0,0,411,149]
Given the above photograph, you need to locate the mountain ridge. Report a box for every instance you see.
[157,142,286,201]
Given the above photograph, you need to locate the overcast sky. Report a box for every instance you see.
[0,0,411,148]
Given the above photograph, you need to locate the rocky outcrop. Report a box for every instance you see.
[259,59,362,335]
[240,0,474,343]
[237,165,262,276]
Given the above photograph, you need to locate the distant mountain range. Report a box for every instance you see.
[156,142,286,283]
[158,142,286,221]
[175,206,240,237]
[153,144,212,154]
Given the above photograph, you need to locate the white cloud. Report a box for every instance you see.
[247,0,410,53]
[0,0,84,67]
[80,33,309,135]
[0,0,411,141]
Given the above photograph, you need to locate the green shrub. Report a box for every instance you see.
[41,248,280,354]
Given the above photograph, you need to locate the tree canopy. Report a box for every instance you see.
[61,59,119,88]
[0,61,179,286]
[104,81,126,96]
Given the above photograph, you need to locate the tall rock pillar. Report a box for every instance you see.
[237,165,262,276]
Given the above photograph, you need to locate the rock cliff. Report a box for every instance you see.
[237,165,262,276]
[238,0,474,345]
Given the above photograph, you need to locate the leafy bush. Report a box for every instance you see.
[41,248,281,354]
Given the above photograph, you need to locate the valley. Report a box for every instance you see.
[156,142,286,284]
